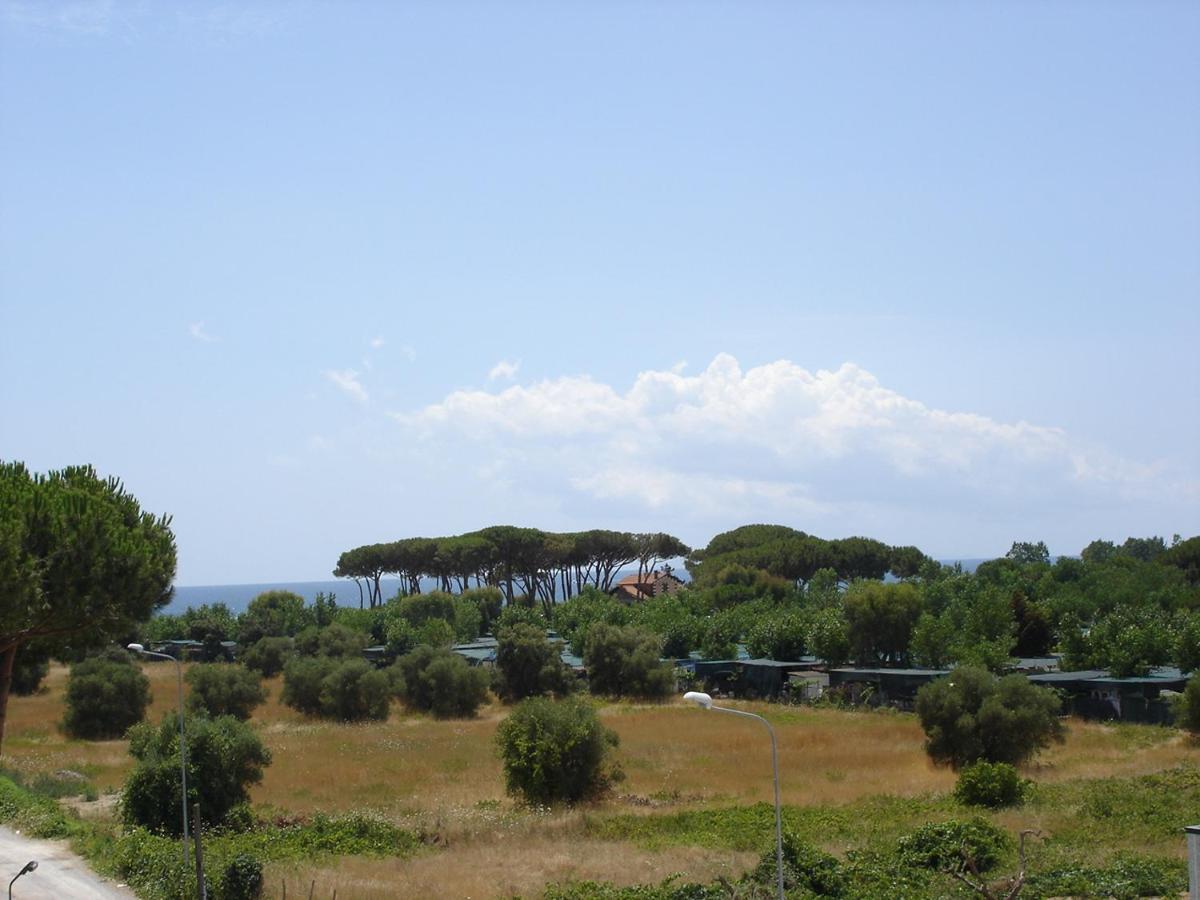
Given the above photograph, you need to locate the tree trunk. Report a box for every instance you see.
[0,642,19,759]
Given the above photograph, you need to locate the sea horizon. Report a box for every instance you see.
[167,558,990,615]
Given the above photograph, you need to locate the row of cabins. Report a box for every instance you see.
[150,633,1186,725]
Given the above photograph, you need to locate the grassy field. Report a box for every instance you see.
[3,662,1197,898]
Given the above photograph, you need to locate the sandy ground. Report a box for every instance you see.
[0,825,135,899]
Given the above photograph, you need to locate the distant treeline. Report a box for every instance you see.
[332,525,929,614]
[334,527,692,613]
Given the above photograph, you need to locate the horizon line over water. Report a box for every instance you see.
[167,558,989,615]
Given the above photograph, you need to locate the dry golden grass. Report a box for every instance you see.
[264,835,756,900]
[4,664,1198,896]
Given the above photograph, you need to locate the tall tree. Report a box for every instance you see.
[0,462,176,756]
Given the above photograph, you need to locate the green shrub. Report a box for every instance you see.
[0,776,77,838]
[953,761,1025,808]
[237,590,310,644]
[240,636,295,678]
[63,654,151,739]
[495,623,575,702]
[293,623,369,660]
[496,697,621,804]
[896,818,1010,874]
[219,853,263,900]
[281,657,392,721]
[11,645,50,695]
[583,624,673,699]
[1025,853,1186,899]
[122,714,272,835]
[280,656,330,715]
[495,604,548,633]
[745,612,808,662]
[394,646,490,718]
[319,659,392,721]
[185,664,267,720]
[752,830,847,896]
[914,666,1064,768]
[1178,673,1200,734]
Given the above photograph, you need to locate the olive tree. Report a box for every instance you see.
[0,463,176,756]
[915,666,1065,768]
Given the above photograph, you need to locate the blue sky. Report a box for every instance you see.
[2,1,1197,585]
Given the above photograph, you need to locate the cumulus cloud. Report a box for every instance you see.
[325,369,368,404]
[388,354,1192,542]
[188,321,218,342]
[488,359,520,381]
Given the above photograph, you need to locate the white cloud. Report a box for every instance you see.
[488,359,521,382]
[392,354,1189,526]
[188,321,218,343]
[324,369,368,405]
[369,336,385,350]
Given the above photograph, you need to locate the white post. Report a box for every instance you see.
[1187,825,1199,900]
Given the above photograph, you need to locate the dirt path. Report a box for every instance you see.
[0,825,135,898]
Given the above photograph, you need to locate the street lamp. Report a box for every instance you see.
[684,691,785,900]
[8,861,37,899]
[128,643,190,865]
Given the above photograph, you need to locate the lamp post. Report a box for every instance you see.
[8,861,36,899]
[128,643,190,866]
[684,691,784,900]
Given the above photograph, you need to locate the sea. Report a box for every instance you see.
[166,558,988,616]
[167,580,408,615]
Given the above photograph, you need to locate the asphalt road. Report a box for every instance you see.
[0,825,135,899]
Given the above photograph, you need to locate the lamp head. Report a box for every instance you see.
[683,691,713,709]
[127,643,145,653]
[18,860,37,875]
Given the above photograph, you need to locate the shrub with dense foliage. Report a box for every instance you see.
[237,591,309,645]
[896,818,1010,874]
[915,666,1064,768]
[11,646,49,696]
[240,636,295,678]
[393,646,490,718]
[185,664,267,720]
[953,760,1025,808]
[293,623,370,659]
[63,654,151,739]
[1179,673,1200,734]
[280,657,392,721]
[495,696,621,804]
[122,713,271,835]
[583,624,673,699]
[494,623,575,702]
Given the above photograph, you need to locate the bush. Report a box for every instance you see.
[122,713,271,835]
[954,760,1025,808]
[240,636,295,678]
[63,654,151,739]
[583,624,673,699]
[319,659,392,721]
[280,656,329,716]
[11,646,50,695]
[495,623,575,702]
[393,646,490,718]
[220,853,264,900]
[914,666,1064,768]
[1178,673,1200,734]
[496,697,621,804]
[238,590,310,644]
[293,623,370,659]
[751,830,846,896]
[281,657,392,721]
[896,818,1010,874]
[185,665,267,720]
